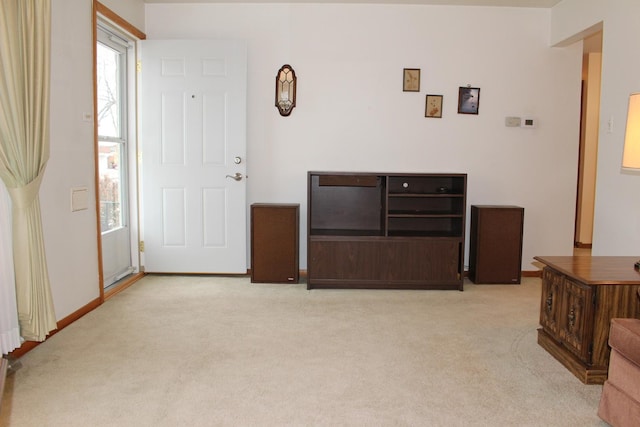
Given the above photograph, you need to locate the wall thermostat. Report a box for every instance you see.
[521,117,536,128]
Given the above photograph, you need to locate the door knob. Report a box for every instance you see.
[226,172,243,181]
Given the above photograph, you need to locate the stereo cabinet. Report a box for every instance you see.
[307,172,467,290]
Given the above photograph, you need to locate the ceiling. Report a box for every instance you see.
[144,0,563,7]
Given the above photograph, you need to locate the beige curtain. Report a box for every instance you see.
[0,0,56,341]
[0,181,21,354]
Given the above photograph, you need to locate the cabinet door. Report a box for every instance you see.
[309,239,383,281]
[381,239,460,283]
[308,238,462,288]
[558,278,594,362]
[540,268,562,336]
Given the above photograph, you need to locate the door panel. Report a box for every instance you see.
[559,278,594,361]
[540,268,562,336]
[203,188,226,247]
[161,188,186,246]
[141,40,247,273]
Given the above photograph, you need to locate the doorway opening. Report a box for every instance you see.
[97,23,134,288]
[574,29,603,254]
[93,2,146,298]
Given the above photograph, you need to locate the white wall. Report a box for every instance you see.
[43,1,619,324]
[145,3,582,270]
[552,0,640,255]
[40,0,144,321]
[43,0,99,320]
[34,0,640,328]
[99,0,145,31]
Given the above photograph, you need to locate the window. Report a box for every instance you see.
[97,26,129,233]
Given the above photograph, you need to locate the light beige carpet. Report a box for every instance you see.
[1,276,607,426]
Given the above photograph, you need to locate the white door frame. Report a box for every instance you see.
[95,18,141,289]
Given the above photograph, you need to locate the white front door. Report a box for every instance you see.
[141,40,247,273]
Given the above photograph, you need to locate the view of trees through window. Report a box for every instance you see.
[97,38,125,233]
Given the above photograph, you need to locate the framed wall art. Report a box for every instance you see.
[458,86,480,114]
[425,95,443,118]
[403,68,420,92]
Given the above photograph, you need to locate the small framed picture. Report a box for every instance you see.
[403,68,420,92]
[458,87,480,114]
[425,95,443,118]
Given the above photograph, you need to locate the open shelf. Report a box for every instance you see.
[309,174,384,235]
[310,228,384,237]
[387,214,463,221]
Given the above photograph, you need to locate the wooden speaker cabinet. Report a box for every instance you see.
[468,205,524,284]
[251,203,299,283]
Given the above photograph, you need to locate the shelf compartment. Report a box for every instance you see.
[309,174,385,234]
[387,216,463,237]
[388,212,464,218]
[388,196,464,215]
[387,230,462,237]
[388,175,466,195]
[310,228,384,237]
[388,193,465,198]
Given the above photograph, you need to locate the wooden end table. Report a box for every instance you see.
[534,256,640,384]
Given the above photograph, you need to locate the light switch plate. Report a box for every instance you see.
[505,116,521,127]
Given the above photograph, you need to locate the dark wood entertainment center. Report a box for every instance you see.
[307,171,467,290]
